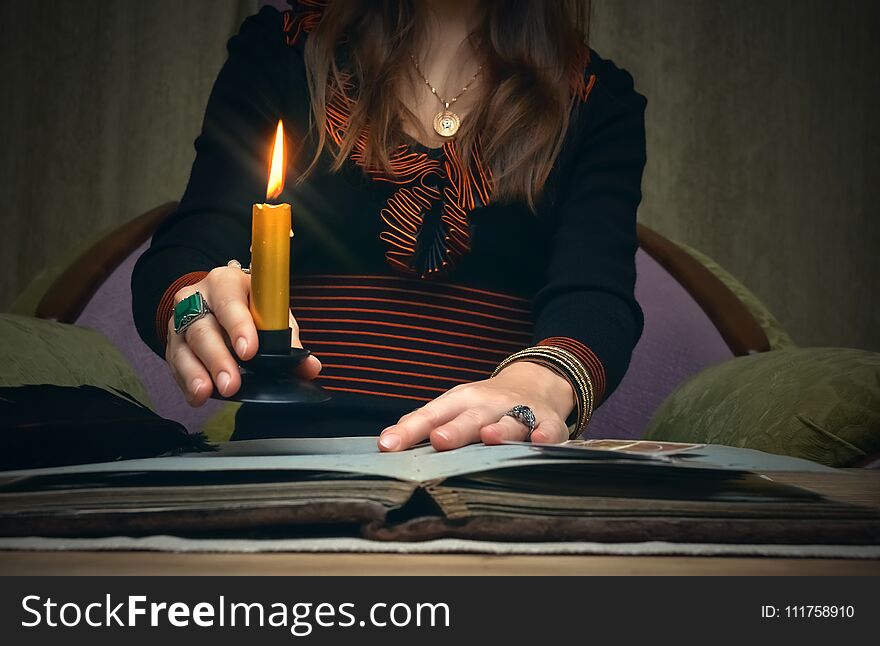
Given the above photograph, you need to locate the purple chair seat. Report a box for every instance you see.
[587,251,732,438]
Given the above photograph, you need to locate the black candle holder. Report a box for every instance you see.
[213,328,331,405]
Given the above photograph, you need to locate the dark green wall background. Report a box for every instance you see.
[1,0,878,350]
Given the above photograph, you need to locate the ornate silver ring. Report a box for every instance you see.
[502,404,537,440]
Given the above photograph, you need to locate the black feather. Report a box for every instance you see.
[0,384,214,471]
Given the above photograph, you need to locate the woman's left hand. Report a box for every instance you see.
[377,361,576,452]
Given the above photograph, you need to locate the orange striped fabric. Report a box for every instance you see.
[281,0,327,46]
[578,73,598,102]
[151,272,608,406]
[324,79,494,279]
[569,44,598,102]
[292,274,532,402]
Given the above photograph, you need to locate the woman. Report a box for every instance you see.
[131,0,647,452]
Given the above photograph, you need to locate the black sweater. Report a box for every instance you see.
[131,4,647,436]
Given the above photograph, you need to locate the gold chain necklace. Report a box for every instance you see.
[410,55,482,138]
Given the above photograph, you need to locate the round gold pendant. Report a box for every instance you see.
[433,110,461,137]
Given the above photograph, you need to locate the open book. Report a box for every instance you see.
[1,438,877,544]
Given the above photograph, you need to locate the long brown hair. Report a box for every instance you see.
[302,0,591,209]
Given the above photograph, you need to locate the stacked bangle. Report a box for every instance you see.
[491,345,595,439]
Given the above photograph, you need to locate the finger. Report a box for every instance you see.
[378,398,463,452]
[529,417,569,444]
[480,413,531,445]
[297,355,323,380]
[165,319,190,394]
[430,406,501,451]
[182,315,241,398]
[166,331,213,406]
[164,352,189,402]
[207,269,257,361]
[287,310,322,379]
[289,310,302,348]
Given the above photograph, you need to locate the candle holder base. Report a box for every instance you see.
[232,348,331,404]
[212,330,331,404]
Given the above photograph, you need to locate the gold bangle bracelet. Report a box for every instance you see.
[537,346,595,435]
[492,345,595,438]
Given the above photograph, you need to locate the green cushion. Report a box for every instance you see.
[0,314,152,409]
[644,347,880,467]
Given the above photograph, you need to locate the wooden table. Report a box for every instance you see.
[2,470,878,576]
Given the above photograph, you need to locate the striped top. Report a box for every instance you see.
[292,274,533,403]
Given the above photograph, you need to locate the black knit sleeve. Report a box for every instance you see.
[130,6,293,357]
[531,52,647,405]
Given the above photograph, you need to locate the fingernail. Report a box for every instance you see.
[434,430,451,444]
[379,434,401,451]
[191,378,205,396]
[217,371,231,394]
[235,337,247,357]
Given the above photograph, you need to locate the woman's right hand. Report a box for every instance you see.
[164,266,322,406]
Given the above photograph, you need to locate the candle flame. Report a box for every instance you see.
[266,120,285,200]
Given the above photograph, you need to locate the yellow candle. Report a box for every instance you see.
[250,120,293,331]
[250,202,291,330]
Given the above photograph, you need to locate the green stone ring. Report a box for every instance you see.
[173,291,212,335]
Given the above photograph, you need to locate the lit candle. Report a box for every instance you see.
[250,120,292,352]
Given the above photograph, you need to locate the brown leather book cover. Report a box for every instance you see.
[1,438,878,544]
